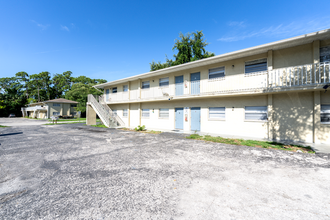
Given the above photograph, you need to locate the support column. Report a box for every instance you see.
[128,103,130,128]
[86,104,97,125]
[313,40,320,83]
[128,81,131,100]
[314,91,321,143]
[138,102,141,126]
[268,94,273,140]
[267,50,273,88]
[138,79,141,99]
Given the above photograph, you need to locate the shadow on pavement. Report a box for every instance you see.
[0,132,23,136]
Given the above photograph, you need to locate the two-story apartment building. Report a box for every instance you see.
[87,29,330,145]
[21,98,78,119]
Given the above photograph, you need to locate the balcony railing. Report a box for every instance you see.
[21,105,47,111]
[103,62,330,103]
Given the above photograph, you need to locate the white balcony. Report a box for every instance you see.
[22,105,48,111]
[104,62,330,103]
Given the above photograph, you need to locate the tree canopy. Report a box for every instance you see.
[150,31,215,71]
[0,71,106,117]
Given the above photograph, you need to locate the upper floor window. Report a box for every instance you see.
[123,109,128,117]
[53,103,60,107]
[159,77,169,87]
[142,81,150,89]
[245,106,267,121]
[123,85,128,92]
[209,107,225,119]
[159,108,169,118]
[209,67,225,79]
[142,109,150,117]
[71,104,77,107]
[112,87,117,93]
[245,58,267,74]
[320,46,330,63]
[321,105,330,123]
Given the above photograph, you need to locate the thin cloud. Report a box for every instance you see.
[218,18,330,42]
[61,25,70,32]
[227,21,245,28]
[31,20,50,30]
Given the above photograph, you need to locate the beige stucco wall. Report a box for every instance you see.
[272,92,314,143]
[319,92,330,143]
[49,103,73,116]
[110,95,269,138]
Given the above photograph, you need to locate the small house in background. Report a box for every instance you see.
[21,98,78,119]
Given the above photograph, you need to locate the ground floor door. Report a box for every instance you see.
[175,108,184,129]
[191,107,201,131]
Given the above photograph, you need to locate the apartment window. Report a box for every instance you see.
[209,67,225,79]
[112,87,117,93]
[320,46,330,63]
[142,81,150,89]
[142,109,150,117]
[159,108,169,118]
[245,106,267,121]
[159,77,169,87]
[53,103,60,107]
[71,104,77,107]
[321,105,330,123]
[53,112,60,115]
[123,109,128,117]
[209,107,225,119]
[245,58,267,74]
[123,85,128,92]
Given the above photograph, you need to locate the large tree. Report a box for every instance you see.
[150,30,215,71]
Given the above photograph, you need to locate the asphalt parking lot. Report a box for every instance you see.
[0,119,330,219]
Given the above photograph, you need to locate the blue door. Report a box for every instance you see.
[175,108,184,129]
[191,107,200,131]
[175,75,184,96]
[191,72,200,95]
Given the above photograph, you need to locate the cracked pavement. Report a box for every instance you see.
[0,120,330,219]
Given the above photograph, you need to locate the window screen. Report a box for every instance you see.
[209,107,225,119]
[142,81,150,89]
[112,87,117,93]
[53,103,60,107]
[245,106,267,120]
[123,85,128,92]
[142,109,150,117]
[245,58,267,74]
[159,77,169,87]
[159,108,169,118]
[123,109,128,117]
[53,112,60,115]
[209,67,225,79]
[321,105,330,123]
[320,46,330,63]
[106,89,110,100]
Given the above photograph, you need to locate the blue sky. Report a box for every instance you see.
[1,0,330,82]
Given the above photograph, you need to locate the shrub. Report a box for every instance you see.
[135,125,145,131]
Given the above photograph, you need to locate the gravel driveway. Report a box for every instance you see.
[0,123,330,219]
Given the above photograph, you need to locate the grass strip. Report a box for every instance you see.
[43,122,86,125]
[91,124,108,128]
[0,125,8,127]
[119,127,162,134]
[186,134,315,154]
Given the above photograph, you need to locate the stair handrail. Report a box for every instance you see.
[99,95,125,126]
[88,94,111,127]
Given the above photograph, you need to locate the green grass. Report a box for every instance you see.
[119,127,162,134]
[43,122,86,125]
[0,125,8,127]
[186,134,315,154]
[91,124,108,128]
[47,118,101,122]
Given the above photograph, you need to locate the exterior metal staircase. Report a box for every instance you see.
[87,94,125,128]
